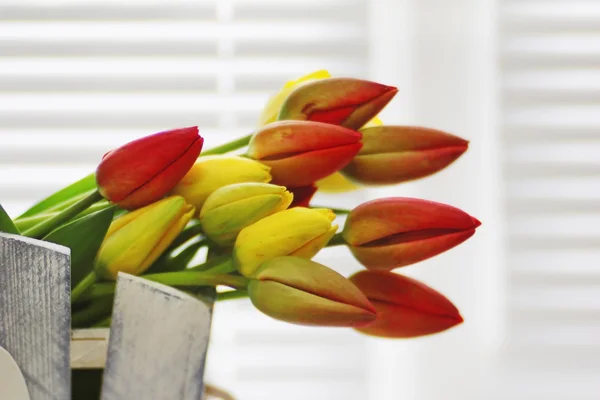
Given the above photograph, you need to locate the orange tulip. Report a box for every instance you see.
[247,121,362,188]
[342,198,481,269]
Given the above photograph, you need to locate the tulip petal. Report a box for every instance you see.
[262,142,363,188]
[348,228,476,269]
[278,78,398,130]
[248,121,362,160]
[234,207,336,276]
[342,197,480,269]
[249,257,375,327]
[249,281,376,327]
[350,270,462,338]
[97,127,203,210]
[342,126,468,184]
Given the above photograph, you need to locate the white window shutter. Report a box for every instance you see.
[501,1,600,398]
[0,1,373,399]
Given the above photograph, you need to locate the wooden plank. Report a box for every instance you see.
[71,328,110,369]
[0,232,71,400]
[100,273,213,400]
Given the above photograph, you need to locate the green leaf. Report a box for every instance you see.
[43,206,114,289]
[18,173,97,219]
[0,205,20,234]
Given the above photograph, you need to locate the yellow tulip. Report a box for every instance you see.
[95,196,195,280]
[200,183,293,246]
[234,207,337,277]
[171,156,272,211]
[258,70,383,193]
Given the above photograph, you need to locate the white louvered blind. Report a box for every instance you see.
[0,1,372,399]
[500,0,600,397]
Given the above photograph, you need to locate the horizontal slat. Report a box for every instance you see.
[0,40,218,57]
[235,40,366,58]
[0,111,219,129]
[509,319,600,348]
[503,34,600,57]
[0,2,217,21]
[511,282,600,312]
[234,0,365,21]
[502,1,600,32]
[0,75,217,93]
[506,139,600,167]
[235,345,364,369]
[0,93,267,111]
[504,105,600,129]
[0,21,362,41]
[508,214,600,241]
[503,69,600,93]
[0,58,365,77]
[507,177,600,201]
[510,249,600,279]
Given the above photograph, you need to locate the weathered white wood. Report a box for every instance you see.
[100,273,213,400]
[0,232,71,400]
[0,345,31,400]
[70,328,110,369]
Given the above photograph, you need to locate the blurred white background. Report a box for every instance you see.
[0,0,598,399]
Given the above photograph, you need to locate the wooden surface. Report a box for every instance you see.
[71,328,110,369]
[0,232,71,400]
[100,273,213,400]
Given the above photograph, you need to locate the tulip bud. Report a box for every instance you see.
[350,270,463,338]
[289,185,317,208]
[248,257,376,327]
[170,156,272,211]
[342,198,481,269]
[278,77,398,130]
[234,207,337,277]
[247,121,362,188]
[96,127,203,210]
[95,196,195,280]
[258,69,332,127]
[342,126,469,185]
[200,183,293,246]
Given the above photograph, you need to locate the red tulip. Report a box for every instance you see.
[247,121,362,188]
[97,127,203,210]
[278,78,398,130]
[350,270,463,338]
[289,185,318,208]
[342,198,481,269]
[342,126,469,184]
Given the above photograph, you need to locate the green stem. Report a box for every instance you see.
[202,258,236,274]
[71,272,97,304]
[24,190,103,239]
[72,295,114,328]
[327,232,346,247]
[93,317,112,328]
[217,290,249,301]
[143,270,249,290]
[189,255,231,272]
[199,134,252,156]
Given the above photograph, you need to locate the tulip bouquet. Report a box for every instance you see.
[1,70,480,342]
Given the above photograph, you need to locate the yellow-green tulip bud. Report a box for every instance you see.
[170,156,272,211]
[200,183,293,246]
[234,207,337,277]
[95,196,195,280]
[248,256,376,327]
